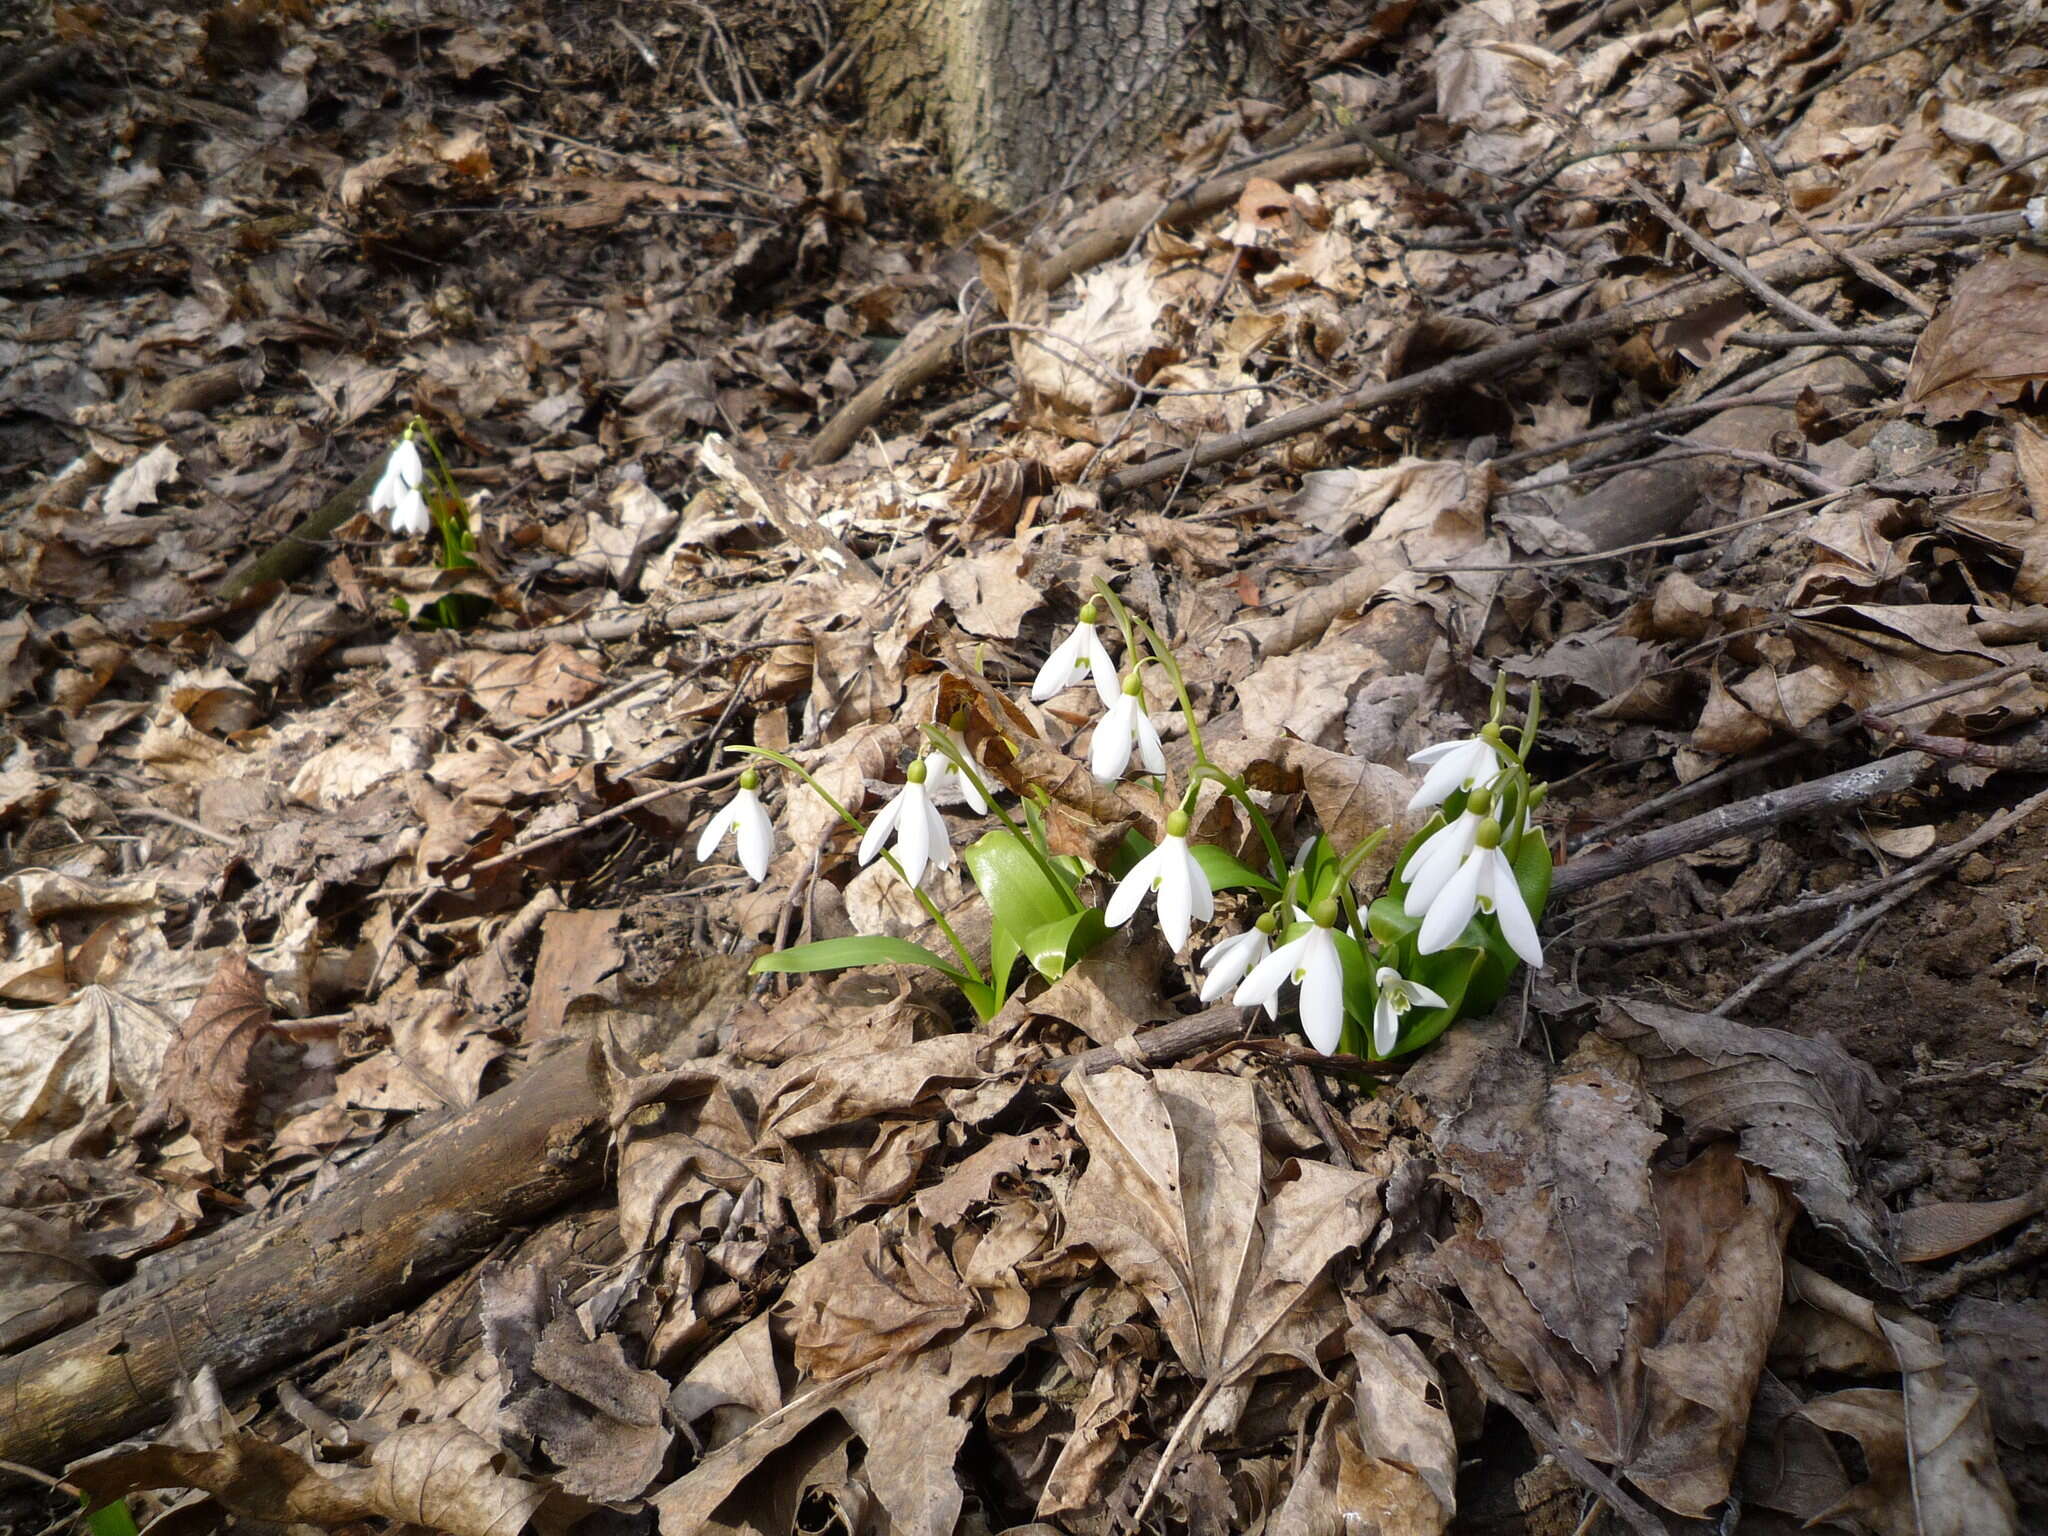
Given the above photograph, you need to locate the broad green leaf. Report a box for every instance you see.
[965,828,1079,945]
[83,1502,139,1536]
[751,935,965,979]
[1192,843,1279,895]
[1368,894,1419,948]
[1020,908,1110,981]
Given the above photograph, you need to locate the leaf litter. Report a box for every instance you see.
[3,0,2048,1532]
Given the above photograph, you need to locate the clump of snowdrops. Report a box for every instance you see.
[695,583,1551,1061]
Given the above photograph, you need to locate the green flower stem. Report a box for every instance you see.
[1191,764,1289,890]
[1090,577,1142,673]
[918,725,1082,913]
[1333,825,1391,884]
[731,745,986,984]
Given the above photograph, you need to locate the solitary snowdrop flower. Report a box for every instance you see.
[1401,787,1492,918]
[695,767,774,882]
[1407,724,1508,812]
[370,435,433,537]
[858,757,954,888]
[1031,601,1120,709]
[1416,817,1543,968]
[1106,810,1213,951]
[1198,916,1276,1012]
[1234,902,1346,1054]
[1372,965,1447,1057]
[1091,671,1166,783]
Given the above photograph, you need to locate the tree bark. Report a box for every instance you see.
[847,0,1269,207]
[0,1041,607,1481]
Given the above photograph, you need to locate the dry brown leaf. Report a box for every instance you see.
[1434,1035,1661,1371]
[1062,1067,1381,1425]
[1946,1299,2048,1451]
[777,1211,975,1381]
[444,644,606,725]
[0,1210,104,1351]
[1601,998,1895,1268]
[1896,1188,2045,1263]
[1906,247,2048,422]
[134,950,270,1167]
[1787,1263,2018,1535]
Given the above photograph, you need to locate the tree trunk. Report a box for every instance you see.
[847,0,1269,208]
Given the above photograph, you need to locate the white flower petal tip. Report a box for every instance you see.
[1401,810,1482,919]
[1371,965,1448,1057]
[858,776,953,889]
[1104,833,1213,951]
[1197,928,1269,1004]
[1406,733,1509,812]
[1090,693,1166,783]
[695,785,774,883]
[1234,925,1344,1053]
[1031,620,1120,708]
[1415,844,1544,969]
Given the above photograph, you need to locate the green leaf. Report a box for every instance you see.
[82,1501,139,1536]
[1020,908,1110,981]
[964,829,1080,947]
[751,935,965,978]
[1368,894,1419,948]
[1192,843,1279,896]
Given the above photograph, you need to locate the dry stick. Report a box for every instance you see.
[1728,325,1919,350]
[1095,217,2022,499]
[801,109,1422,467]
[1681,0,1935,320]
[1551,751,1935,900]
[1566,661,2039,853]
[1709,781,2048,1015]
[1597,772,2048,951]
[1621,170,1837,335]
[1448,1340,1676,1536]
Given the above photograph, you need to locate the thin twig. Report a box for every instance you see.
[1621,170,1835,335]
[126,807,240,849]
[1727,325,1918,350]
[1709,781,2048,1014]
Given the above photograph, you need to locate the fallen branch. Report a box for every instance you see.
[1096,216,2023,499]
[0,1041,606,1481]
[1552,751,1934,898]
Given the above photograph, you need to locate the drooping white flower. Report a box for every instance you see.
[1031,603,1120,709]
[1091,673,1166,783]
[1401,806,1485,919]
[1415,822,1543,968]
[695,769,774,882]
[1234,915,1346,1054]
[1199,924,1274,1013]
[370,436,433,537]
[1372,965,1448,1057]
[857,759,954,888]
[1407,727,1508,812]
[1105,814,1213,951]
[921,749,989,815]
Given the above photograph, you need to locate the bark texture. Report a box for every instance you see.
[848,0,1269,207]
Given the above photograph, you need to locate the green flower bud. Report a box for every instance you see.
[1481,722,1503,748]
[1255,910,1278,935]
[1474,817,1502,850]
[1310,898,1339,928]
[1466,785,1493,818]
[739,766,759,792]
[1164,809,1190,839]
[906,758,928,785]
[1527,782,1549,810]
[948,708,969,732]
[1122,671,1145,698]
[1079,600,1099,624]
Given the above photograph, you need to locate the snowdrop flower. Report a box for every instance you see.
[1198,915,1276,1013]
[1407,724,1508,812]
[1031,601,1120,709]
[695,767,774,882]
[370,435,433,537]
[1091,672,1166,783]
[1400,789,1491,919]
[1105,810,1213,951]
[1415,817,1543,968]
[858,758,954,888]
[921,716,989,815]
[1234,903,1347,1054]
[1372,965,1447,1057]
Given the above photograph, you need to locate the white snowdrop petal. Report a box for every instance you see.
[1484,850,1544,967]
[1298,933,1345,1054]
[858,793,903,867]
[1134,711,1167,776]
[1418,853,1485,954]
[735,792,774,882]
[1233,935,1307,1011]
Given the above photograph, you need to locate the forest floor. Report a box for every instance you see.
[2,0,2047,1532]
